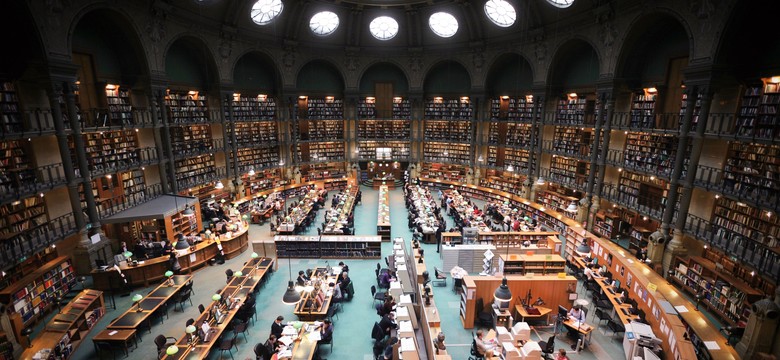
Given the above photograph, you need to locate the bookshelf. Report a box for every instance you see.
[164,206,202,242]
[233,121,278,145]
[478,172,525,194]
[121,169,146,204]
[184,183,230,209]
[628,226,653,253]
[623,132,677,177]
[298,97,344,120]
[424,142,470,164]
[0,82,22,134]
[630,90,657,128]
[536,187,579,216]
[357,140,411,160]
[734,79,780,139]
[300,162,347,182]
[237,147,280,171]
[0,257,76,341]
[0,140,36,195]
[295,119,344,142]
[174,154,216,188]
[487,146,529,172]
[241,169,286,196]
[392,97,411,119]
[498,254,566,275]
[297,141,345,163]
[0,195,48,241]
[617,170,669,213]
[425,97,473,120]
[170,124,212,155]
[549,155,589,187]
[722,142,779,201]
[552,126,592,158]
[357,97,376,119]
[423,120,472,142]
[671,255,763,327]
[72,130,139,174]
[274,235,381,258]
[165,90,209,123]
[489,96,535,122]
[21,289,105,359]
[0,332,12,360]
[420,163,468,182]
[231,94,276,120]
[710,197,780,257]
[680,91,702,130]
[104,85,133,126]
[357,119,410,139]
[593,211,620,240]
[555,94,595,125]
[488,122,532,147]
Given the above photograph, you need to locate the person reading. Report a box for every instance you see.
[475,329,497,358]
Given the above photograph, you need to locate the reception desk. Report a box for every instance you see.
[91,224,249,291]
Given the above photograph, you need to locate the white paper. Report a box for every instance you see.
[189,253,197,262]
[279,335,294,346]
[674,305,689,313]
[308,331,321,341]
[400,337,416,351]
[704,341,720,350]
[109,330,118,336]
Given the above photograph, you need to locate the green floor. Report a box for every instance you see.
[26,185,719,360]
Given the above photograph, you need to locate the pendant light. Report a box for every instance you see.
[566,201,578,213]
[248,169,255,176]
[215,181,225,190]
[282,257,301,304]
[494,277,512,303]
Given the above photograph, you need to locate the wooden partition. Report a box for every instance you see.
[419,179,736,360]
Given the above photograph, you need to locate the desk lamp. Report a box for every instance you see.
[667,269,675,284]
[132,294,143,312]
[165,270,174,286]
[166,345,179,356]
[186,325,197,343]
[21,327,33,348]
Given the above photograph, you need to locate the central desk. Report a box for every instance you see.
[294,267,338,321]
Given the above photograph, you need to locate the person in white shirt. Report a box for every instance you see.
[583,265,595,281]
[568,305,586,323]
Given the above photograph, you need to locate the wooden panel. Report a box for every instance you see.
[375,83,393,118]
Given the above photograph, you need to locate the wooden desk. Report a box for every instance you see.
[161,257,274,360]
[373,178,395,189]
[91,225,248,290]
[377,185,391,242]
[294,268,337,321]
[572,255,640,324]
[514,305,552,324]
[92,329,137,357]
[107,275,191,331]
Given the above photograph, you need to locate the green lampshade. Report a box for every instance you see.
[164,271,174,277]
[242,214,249,220]
[166,345,179,355]
[186,325,197,334]
[504,200,509,205]
[292,321,303,330]
[234,271,243,277]
[205,230,212,235]
[251,252,259,259]
[212,294,221,302]
[123,251,133,258]
[132,294,143,302]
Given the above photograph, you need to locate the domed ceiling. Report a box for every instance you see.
[175,0,605,52]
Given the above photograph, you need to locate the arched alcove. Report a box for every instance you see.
[165,36,220,90]
[296,60,345,94]
[359,62,409,95]
[423,60,471,95]
[716,0,780,79]
[548,39,600,90]
[485,53,534,96]
[233,51,280,94]
[0,2,45,79]
[615,13,689,86]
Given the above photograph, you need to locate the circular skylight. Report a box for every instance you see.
[310,11,339,36]
[484,0,516,27]
[546,0,575,8]
[250,0,283,25]
[369,16,399,40]
[429,12,458,38]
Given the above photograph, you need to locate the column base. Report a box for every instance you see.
[662,229,688,273]
[72,230,114,275]
[579,196,595,229]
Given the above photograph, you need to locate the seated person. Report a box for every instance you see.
[556,348,570,360]
[583,264,596,280]
[378,296,395,317]
[379,312,397,334]
[475,329,497,358]
[378,270,393,289]
[329,282,343,302]
[296,270,310,286]
[338,261,350,274]
[383,337,398,360]
[264,334,282,354]
[320,319,333,342]
[568,304,586,323]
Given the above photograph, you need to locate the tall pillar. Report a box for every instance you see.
[590,94,615,231]
[736,295,780,359]
[581,91,607,226]
[154,86,178,193]
[222,90,241,195]
[661,85,699,271]
[525,92,545,199]
[146,89,170,193]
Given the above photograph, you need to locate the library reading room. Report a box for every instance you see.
[0,1,778,360]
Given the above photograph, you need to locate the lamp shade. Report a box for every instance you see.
[174,239,191,250]
[212,294,221,302]
[576,242,592,255]
[292,321,303,330]
[536,177,545,185]
[132,294,143,302]
[215,181,224,189]
[166,345,179,355]
[251,252,259,259]
[165,271,174,277]
[182,207,195,217]
[494,277,512,302]
[123,251,133,259]
[186,325,197,334]
[566,202,578,212]
[283,281,302,304]
[248,169,255,176]
[234,271,243,277]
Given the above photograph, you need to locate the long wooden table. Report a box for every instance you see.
[293,267,338,321]
[106,274,192,333]
[572,255,640,325]
[377,185,391,242]
[323,185,358,235]
[161,257,275,360]
[278,190,318,234]
[91,224,249,290]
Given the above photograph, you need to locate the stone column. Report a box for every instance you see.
[155,86,178,193]
[581,92,606,226]
[736,296,780,359]
[525,92,545,200]
[661,86,699,271]
[591,94,615,231]
[146,89,170,193]
[222,90,240,194]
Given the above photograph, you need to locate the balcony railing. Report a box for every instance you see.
[78,108,154,131]
[98,183,164,218]
[0,212,78,268]
[176,166,227,190]
[599,183,665,219]
[0,163,68,203]
[611,112,681,133]
[541,140,591,159]
[539,168,587,193]
[606,149,674,179]
[694,165,780,211]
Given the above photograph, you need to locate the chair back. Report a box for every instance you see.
[254,342,271,359]
[371,285,377,296]
[154,335,166,350]
[198,304,205,314]
[543,335,555,352]
[186,318,195,327]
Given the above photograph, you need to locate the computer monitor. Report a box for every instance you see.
[558,305,569,319]
[494,298,510,311]
[612,280,621,289]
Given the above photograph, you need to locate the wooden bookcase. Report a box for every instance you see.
[424,97,473,120]
[163,205,203,242]
[680,91,702,129]
[423,120,472,142]
[295,119,344,141]
[487,146,529,172]
[241,168,286,196]
[630,90,657,128]
[236,147,280,171]
[71,130,139,174]
[20,289,105,358]
[623,132,678,177]
[498,253,566,275]
[0,331,12,360]
[392,97,411,119]
[231,94,276,120]
[297,141,345,163]
[357,97,377,119]
[165,90,209,123]
[300,162,347,182]
[536,186,579,216]
[0,195,49,242]
[552,126,593,158]
[617,170,669,213]
[233,121,278,145]
[478,172,525,194]
[0,257,76,344]
[593,211,620,240]
[488,122,532,147]
[174,154,216,188]
[671,255,762,327]
[734,79,780,139]
[274,235,381,258]
[121,169,146,204]
[357,140,411,160]
[420,163,468,182]
[489,96,535,122]
[424,142,470,164]
[104,85,133,126]
[555,95,595,125]
[628,226,653,253]
[0,82,22,134]
[357,119,410,139]
[549,155,589,187]
[0,139,36,195]
[722,142,779,201]
[298,97,344,120]
[170,124,212,155]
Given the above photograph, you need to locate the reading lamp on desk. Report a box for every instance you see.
[132,294,143,312]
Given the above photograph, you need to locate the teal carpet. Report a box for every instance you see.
[25,185,721,360]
